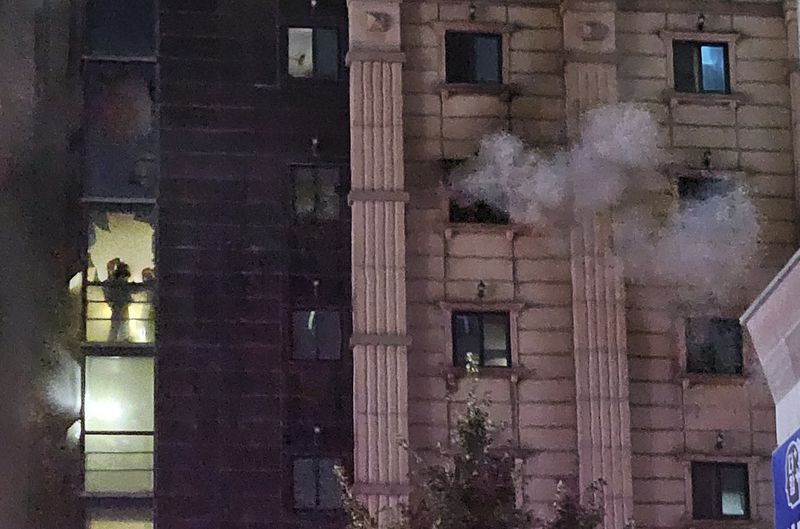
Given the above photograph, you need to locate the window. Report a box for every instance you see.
[293,457,342,510]
[84,356,154,494]
[87,508,153,529]
[292,310,342,360]
[449,199,510,225]
[673,41,729,94]
[287,27,339,80]
[292,165,343,220]
[86,0,156,56]
[685,318,743,375]
[446,32,502,84]
[452,312,511,367]
[678,177,733,202]
[85,205,156,344]
[692,462,750,520]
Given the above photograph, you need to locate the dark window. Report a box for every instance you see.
[446,32,502,84]
[86,0,156,56]
[292,310,342,360]
[692,462,750,520]
[449,199,510,225]
[293,457,342,510]
[686,318,743,375]
[292,166,343,220]
[452,312,511,367]
[288,27,340,80]
[673,41,730,94]
[678,177,733,202]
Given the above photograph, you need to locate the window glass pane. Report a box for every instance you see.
[85,357,154,432]
[483,314,510,367]
[293,458,317,508]
[317,458,342,509]
[85,63,157,198]
[87,0,156,56]
[453,313,481,366]
[720,465,748,517]
[473,35,501,83]
[673,41,700,93]
[293,167,317,216]
[445,32,472,83]
[314,29,339,80]
[316,312,342,360]
[88,508,153,529]
[692,462,717,519]
[85,434,154,493]
[293,311,318,359]
[288,28,314,78]
[713,319,743,375]
[317,168,341,220]
[701,45,727,93]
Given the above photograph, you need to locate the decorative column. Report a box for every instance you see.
[785,0,800,230]
[562,2,633,529]
[347,1,410,523]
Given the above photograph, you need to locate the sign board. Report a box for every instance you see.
[774,427,800,529]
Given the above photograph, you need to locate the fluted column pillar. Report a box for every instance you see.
[785,1,800,230]
[347,1,410,523]
[562,2,633,528]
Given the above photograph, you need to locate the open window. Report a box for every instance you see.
[85,204,156,344]
[292,457,342,510]
[685,317,743,375]
[452,312,511,368]
[445,31,502,84]
[673,41,730,94]
[692,462,750,520]
[677,176,734,203]
[84,356,154,494]
[287,27,340,80]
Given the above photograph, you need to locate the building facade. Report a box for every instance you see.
[6,0,800,528]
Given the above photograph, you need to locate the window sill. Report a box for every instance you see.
[444,222,525,241]
[681,518,762,529]
[81,343,156,354]
[81,491,153,500]
[440,82,513,101]
[665,90,748,109]
[680,373,746,387]
[441,365,534,387]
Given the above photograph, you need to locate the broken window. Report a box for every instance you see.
[84,63,158,199]
[292,310,342,360]
[692,462,750,520]
[452,312,511,368]
[85,204,156,344]
[446,32,502,84]
[685,317,743,375]
[449,199,510,225]
[293,457,342,510]
[287,27,340,80]
[86,0,156,56]
[84,356,154,494]
[678,177,733,202]
[673,41,730,94]
[292,165,343,220]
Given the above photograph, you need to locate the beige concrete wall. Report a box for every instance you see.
[400,0,791,526]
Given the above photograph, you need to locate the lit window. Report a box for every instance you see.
[84,356,154,494]
[452,312,511,367]
[292,310,342,360]
[84,63,157,199]
[678,177,733,202]
[673,41,729,94]
[692,462,750,519]
[686,318,743,375]
[87,508,153,529]
[85,205,155,344]
[86,0,156,56]
[288,27,339,80]
[293,457,342,510]
[445,32,502,84]
[292,166,343,220]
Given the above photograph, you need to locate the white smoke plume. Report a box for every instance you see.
[450,104,760,305]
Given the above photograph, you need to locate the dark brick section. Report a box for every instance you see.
[156,1,351,528]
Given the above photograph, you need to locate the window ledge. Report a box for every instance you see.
[665,90,748,109]
[680,373,747,387]
[444,222,525,241]
[441,365,534,387]
[440,83,513,101]
[682,519,763,529]
[81,492,153,500]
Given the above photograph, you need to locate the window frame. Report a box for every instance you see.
[289,164,349,222]
[451,310,512,368]
[290,308,345,361]
[672,40,731,95]
[440,302,524,371]
[677,313,750,380]
[445,31,503,85]
[661,31,740,103]
[291,456,344,512]
[283,25,343,83]
[690,461,752,521]
[684,317,744,376]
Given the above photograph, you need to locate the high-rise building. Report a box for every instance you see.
[4,1,800,529]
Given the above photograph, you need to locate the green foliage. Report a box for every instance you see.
[338,354,609,529]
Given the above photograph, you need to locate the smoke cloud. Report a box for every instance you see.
[450,104,760,306]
